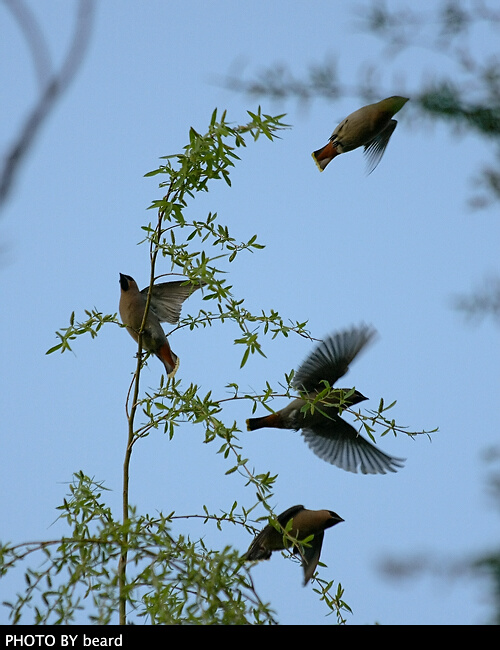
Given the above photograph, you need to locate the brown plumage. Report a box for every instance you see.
[246,325,405,475]
[118,273,203,378]
[244,505,344,585]
[312,96,409,173]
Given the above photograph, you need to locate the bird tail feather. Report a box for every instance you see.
[156,343,179,378]
[311,141,338,171]
[246,413,282,431]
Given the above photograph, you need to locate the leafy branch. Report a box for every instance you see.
[0,473,277,625]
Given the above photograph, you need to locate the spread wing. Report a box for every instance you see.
[292,325,376,393]
[142,280,203,324]
[301,418,405,475]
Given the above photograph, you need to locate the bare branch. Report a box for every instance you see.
[0,0,95,207]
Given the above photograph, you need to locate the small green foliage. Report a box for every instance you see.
[46,311,119,355]
[0,473,277,625]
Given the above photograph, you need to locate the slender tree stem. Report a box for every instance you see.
[118,189,172,624]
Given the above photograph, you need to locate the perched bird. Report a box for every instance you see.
[312,96,409,173]
[119,273,203,378]
[246,325,405,474]
[244,505,344,585]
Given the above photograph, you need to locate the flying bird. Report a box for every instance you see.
[119,273,203,378]
[244,504,344,585]
[312,96,409,173]
[246,325,405,474]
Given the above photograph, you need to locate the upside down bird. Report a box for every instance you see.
[246,325,405,475]
[244,505,344,585]
[312,96,409,173]
[119,273,203,378]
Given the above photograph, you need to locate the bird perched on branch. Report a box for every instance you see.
[246,325,405,475]
[244,504,344,585]
[119,273,203,378]
[312,96,409,173]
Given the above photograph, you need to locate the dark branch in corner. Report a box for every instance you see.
[0,0,95,208]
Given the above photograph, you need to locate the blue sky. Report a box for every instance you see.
[1,1,499,625]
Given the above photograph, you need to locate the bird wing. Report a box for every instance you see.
[364,119,398,174]
[276,504,306,528]
[243,534,272,561]
[301,417,405,475]
[244,505,305,561]
[141,281,203,324]
[292,325,376,393]
[300,531,324,585]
